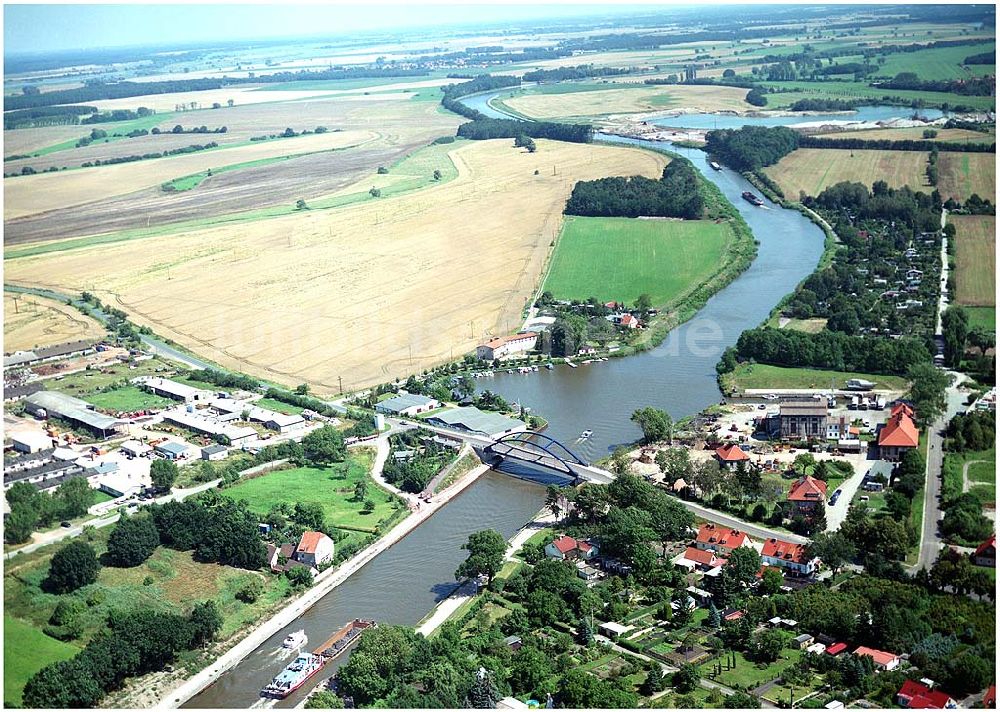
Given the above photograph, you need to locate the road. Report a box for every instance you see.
[676,498,808,545]
[915,375,969,571]
[3,478,222,560]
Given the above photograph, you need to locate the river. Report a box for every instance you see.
[186,472,544,708]
[187,92,893,706]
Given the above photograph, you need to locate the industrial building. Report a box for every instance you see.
[23,391,124,438]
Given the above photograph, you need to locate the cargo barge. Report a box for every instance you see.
[741,191,764,206]
[262,619,376,699]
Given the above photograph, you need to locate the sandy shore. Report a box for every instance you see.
[156,461,490,709]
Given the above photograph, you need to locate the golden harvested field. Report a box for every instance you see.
[3,129,375,220]
[938,152,996,203]
[950,214,996,307]
[764,148,931,198]
[6,139,666,391]
[820,127,996,144]
[3,293,106,352]
[502,84,751,119]
[3,125,90,156]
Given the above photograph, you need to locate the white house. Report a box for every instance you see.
[476,332,538,361]
[295,531,335,568]
[544,535,598,561]
[761,538,820,576]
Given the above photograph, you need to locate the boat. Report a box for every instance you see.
[709,160,722,171]
[282,630,307,649]
[263,653,325,698]
[741,191,764,206]
[263,620,376,699]
[580,430,593,439]
[545,363,554,370]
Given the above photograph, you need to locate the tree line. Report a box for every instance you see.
[563,157,704,219]
[456,117,593,144]
[963,51,994,65]
[704,125,800,171]
[522,65,632,82]
[80,106,155,124]
[4,478,95,544]
[439,74,522,120]
[788,98,863,111]
[798,135,995,153]
[4,105,98,130]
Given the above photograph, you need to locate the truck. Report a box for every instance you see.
[849,396,859,410]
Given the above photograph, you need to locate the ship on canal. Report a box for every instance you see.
[741,190,764,206]
[262,619,376,699]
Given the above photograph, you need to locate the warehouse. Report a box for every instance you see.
[23,391,124,438]
[425,406,526,439]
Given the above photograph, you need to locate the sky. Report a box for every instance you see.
[3,3,647,55]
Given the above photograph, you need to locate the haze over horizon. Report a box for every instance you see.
[3,3,659,56]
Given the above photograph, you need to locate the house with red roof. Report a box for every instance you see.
[295,531,335,568]
[788,475,828,513]
[825,642,848,656]
[983,684,996,708]
[545,534,597,561]
[715,443,750,468]
[694,523,753,554]
[853,646,900,671]
[973,534,996,567]
[673,546,728,572]
[897,680,957,709]
[878,405,920,461]
[761,537,820,575]
[618,313,640,329]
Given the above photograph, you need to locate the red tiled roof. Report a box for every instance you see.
[696,523,750,549]
[891,402,915,418]
[826,642,848,655]
[853,646,899,668]
[982,685,995,708]
[683,546,727,567]
[879,410,919,448]
[715,444,750,462]
[297,531,328,554]
[762,537,811,564]
[974,534,995,558]
[551,535,578,554]
[899,680,955,709]
[480,332,538,350]
[788,475,828,502]
[620,314,638,327]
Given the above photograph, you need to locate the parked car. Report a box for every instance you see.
[60,521,72,528]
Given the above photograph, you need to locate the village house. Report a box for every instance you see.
[265,542,317,578]
[853,646,901,671]
[544,534,597,561]
[878,403,919,461]
[375,393,441,417]
[714,443,750,469]
[618,313,640,329]
[972,534,995,567]
[761,538,820,576]
[673,546,727,573]
[788,475,828,513]
[897,680,957,709]
[693,523,752,554]
[476,332,538,361]
[294,531,335,568]
[779,401,828,440]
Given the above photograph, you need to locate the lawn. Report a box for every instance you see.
[219,451,402,534]
[4,615,81,706]
[542,216,734,306]
[722,363,908,393]
[764,148,930,199]
[253,397,305,415]
[43,358,172,397]
[700,648,802,690]
[82,385,175,412]
[950,215,996,307]
[938,153,996,204]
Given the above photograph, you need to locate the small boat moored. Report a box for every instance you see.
[282,630,307,649]
[709,160,722,171]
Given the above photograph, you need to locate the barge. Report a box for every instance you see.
[741,191,764,206]
[262,619,376,699]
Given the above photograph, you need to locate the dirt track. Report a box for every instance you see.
[6,139,666,392]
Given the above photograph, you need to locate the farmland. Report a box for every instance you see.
[2,292,106,351]
[938,152,996,203]
[501,84,752,120]
[820,127,996,144]
[763,148,930,198]
[542,216,735,306]
[3,614,81,707]
[760,80,998,112]
[964,307,996,332]
[872,43,996,81]
[5,139,667,391]
[951,215,996,308]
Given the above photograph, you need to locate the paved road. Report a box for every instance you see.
[676,498,808,544]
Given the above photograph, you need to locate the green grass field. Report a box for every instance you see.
[722,363,909,393]
[542,216,733,306]
[3,615,81,706]
[873,44,997,81]
[82,385,175,412]
[964,307,996,332]
[253,397,305,415]
[42,358,169,396]
[761,80,997,112]
[951,215,996,308]
[219,451,401,534]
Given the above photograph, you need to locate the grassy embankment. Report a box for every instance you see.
[721,363,909,394]
[4,138,464,261]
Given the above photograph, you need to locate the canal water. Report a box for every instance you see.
[187,93,916,706]
[650,105,945,130]
[185,472,545,708]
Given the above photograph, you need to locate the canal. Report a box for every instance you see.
[187,93,919,706]
[185,472,545,708]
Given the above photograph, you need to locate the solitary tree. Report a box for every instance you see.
[150,459,178,492]
[631,407,673,444]
[354,480,369,502]
[455,529,506,585]
[45,540,101,594]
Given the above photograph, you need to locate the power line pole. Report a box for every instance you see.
[338,376,343,394]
